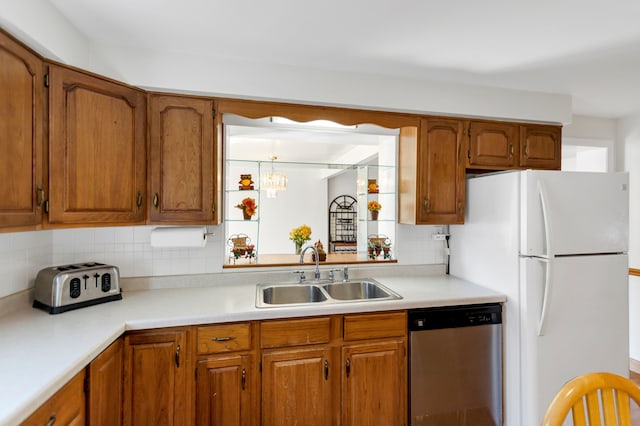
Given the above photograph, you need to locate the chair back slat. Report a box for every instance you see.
[616,390,632,424]
[571,398,587,425]
[601,388,617,424]
[586,390,602,425]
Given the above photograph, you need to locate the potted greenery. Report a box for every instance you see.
[235,197,257,220]
[368,200,381,220]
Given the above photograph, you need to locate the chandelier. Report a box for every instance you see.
[261,156,288,198]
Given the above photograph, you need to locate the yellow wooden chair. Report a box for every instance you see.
[542,372,640,426]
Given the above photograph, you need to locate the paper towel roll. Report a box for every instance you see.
[150,227,208,248]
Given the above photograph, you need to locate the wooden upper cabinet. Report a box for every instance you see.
[520,124,561,169]
[47,65,146,225]
[0,31,44,230]
[467,121,518,169]
[148,94,217,224]
[416,118,465,224]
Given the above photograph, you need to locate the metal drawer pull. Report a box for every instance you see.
[175,344,181,368]
[211,336,236,342]
[45,414,56,426]
[346,359,351,378]
[324,360,329,380]
[241,368,246,390]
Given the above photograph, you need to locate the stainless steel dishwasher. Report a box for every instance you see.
[409,303,503,426]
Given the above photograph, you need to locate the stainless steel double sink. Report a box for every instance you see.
[256,278,402,308]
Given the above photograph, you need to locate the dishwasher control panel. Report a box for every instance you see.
[409,303,502,330]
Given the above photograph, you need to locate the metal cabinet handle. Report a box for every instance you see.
[324,360,329,380]
[45,415,56,426]
[346,359,350,378]
[524,143,529,157]
[211,336,236,342]
[423,199,428,211]
[36,185,45,208]
[241,368,246,390]
[175,344,181,368]
[136,191,143,208]
[153,193,159,208]
[509,144,514,157]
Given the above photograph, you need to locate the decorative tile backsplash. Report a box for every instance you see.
[0,224,446,299]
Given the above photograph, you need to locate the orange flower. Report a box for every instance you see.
[367,200,382,211]
[235,197,257,216]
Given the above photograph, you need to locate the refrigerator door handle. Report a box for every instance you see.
[536,257,552,336]
[538,180,554,258]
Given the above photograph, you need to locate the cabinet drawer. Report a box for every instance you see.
[261,317,331,348]
[21,369,85,425]
[343,311,406,341]
[197,323,252,355]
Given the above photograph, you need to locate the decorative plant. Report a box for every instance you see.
[235,197,257,217]
[289,224,312,246]
[367,200,382,211]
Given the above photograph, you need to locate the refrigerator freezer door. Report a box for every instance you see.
[520,254,629,426]
[521,171,628,257]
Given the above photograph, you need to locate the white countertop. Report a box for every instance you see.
[0,270,505,426]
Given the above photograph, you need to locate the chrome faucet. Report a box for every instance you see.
[299,245,321,281]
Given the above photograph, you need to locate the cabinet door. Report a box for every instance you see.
[123,329,192,426]
[417,118,465,224]
[468,121,518,169]
[196,354,256,426]
[148,95,216,223]
[48,65,146,225]
[342,340,406,426]
[262,347,333,426]
[87,338,123,426]
[21,369,85,425]
[520,124,561,169]
[0,31,44,229]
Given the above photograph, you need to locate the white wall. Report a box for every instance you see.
[563,115,617,172]
[617,115,640,361]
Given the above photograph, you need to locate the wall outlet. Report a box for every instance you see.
[432,233,449,241]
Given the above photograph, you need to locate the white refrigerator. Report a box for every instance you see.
[450,170,629,426]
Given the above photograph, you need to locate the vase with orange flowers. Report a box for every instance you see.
[368,200,381,220]
[235,197,257,220]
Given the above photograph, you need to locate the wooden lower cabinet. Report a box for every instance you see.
[262,347,334,426]
[341,340,406,426]
[123,328,192,426]
[196,354,257,426]
[20,369,85,426]
[87,338,124,426]
[25,311,407,426]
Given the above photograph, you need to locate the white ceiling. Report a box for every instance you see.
[50,0,640,118]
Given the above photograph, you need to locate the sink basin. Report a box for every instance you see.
[322,280,397,300]
[261,284,327,305]
[256,278,401,307]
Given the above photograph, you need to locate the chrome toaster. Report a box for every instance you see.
[33,262,122,314]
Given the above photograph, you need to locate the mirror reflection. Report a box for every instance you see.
[223,115,398,267]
